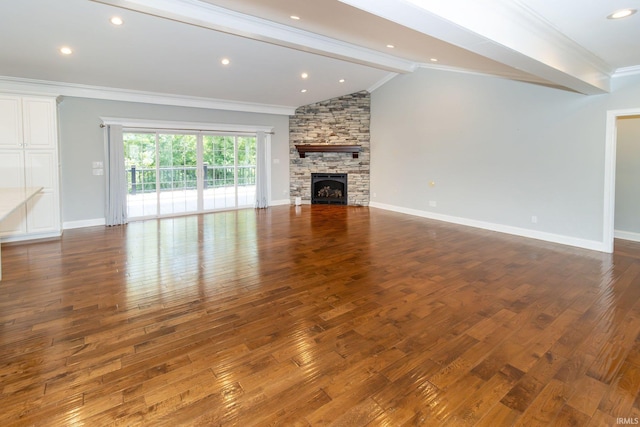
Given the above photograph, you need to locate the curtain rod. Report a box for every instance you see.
[99,123,274,135]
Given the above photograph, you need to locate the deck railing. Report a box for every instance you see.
[128,165,256,195]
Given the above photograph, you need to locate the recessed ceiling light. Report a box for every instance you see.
[607,8,636,19]
[221,58,230,65]
[301,72,308,79]
[430,58,438,62]
[386,44,395,49]
[59,46,73,55]
[110,16,123,25]
[339,79,345,83]
[301,89,307,93]
[290,15,300,20]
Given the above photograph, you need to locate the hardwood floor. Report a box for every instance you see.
[1,205,639,426]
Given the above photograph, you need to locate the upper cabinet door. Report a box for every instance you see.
[0,95,22,149]
[22,97,56,149]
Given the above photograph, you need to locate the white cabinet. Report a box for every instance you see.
[0,96,22,149]
[0,95,60,241]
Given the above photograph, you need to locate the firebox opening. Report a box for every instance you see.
[311,173,348,205]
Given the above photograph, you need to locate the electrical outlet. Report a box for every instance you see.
[531,215,538,224]
[93,169,104,176]
[92,161,103,168]
[429,200,437,207]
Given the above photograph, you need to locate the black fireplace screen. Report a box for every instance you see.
[311,173,348,205]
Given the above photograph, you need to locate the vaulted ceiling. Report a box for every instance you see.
[1,0,638,114]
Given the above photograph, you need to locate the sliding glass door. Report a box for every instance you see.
[237,136,258,206]
[158,134,198,215]
[124,132,157,218]
[124,132,257,219]
[202,135,256,210]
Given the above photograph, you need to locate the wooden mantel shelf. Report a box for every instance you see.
[295,144,361,158]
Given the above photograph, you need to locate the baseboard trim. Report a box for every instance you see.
[1,231,62,244]
[614,229,640,242]
[63,218,106,230]
[270,199,292,206]
[369,202,605,252]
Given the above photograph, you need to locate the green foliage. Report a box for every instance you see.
[159,134,197,167]
[123,132,155,169]
[124,132,257,194]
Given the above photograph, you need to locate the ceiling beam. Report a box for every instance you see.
[91,0,417,74]
[339,0,613,95]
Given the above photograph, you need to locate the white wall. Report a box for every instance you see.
[615,116,640,236]
[57,97,290,226]
[370,68,640,250]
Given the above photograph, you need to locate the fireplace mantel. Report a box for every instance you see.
[294,144,361,158]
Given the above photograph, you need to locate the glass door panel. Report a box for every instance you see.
[124,132,158,218]
[237,136,257,206]
[203,135,235,210]
[158,134,197,215]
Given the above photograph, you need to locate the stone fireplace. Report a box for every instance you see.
[311,173,348,205]
[289,91,370,206]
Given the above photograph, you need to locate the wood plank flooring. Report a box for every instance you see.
[1,205,640,426]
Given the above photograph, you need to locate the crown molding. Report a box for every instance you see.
[91,0,417,74]
[613,65,640,79]
[368,73,399,92]
[0,76,296,115]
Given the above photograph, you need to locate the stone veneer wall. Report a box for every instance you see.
[289,91,370,205]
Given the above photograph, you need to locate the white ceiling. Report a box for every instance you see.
[0,0,638,114]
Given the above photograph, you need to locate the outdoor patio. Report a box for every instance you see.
[127,185,256,218]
